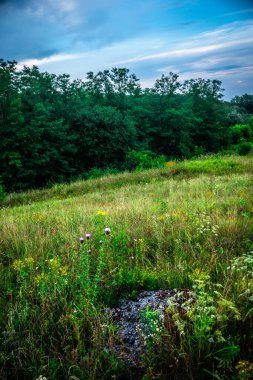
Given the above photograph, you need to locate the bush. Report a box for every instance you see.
[230,124,253,144]
[237,142,252,156]
[125,150,166,170]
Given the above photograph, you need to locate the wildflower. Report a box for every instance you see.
[13,259,25,271]
[96,211,107,216]
[99,240,103,245]
[58,266,68,276]
[48,257,60,269]
[25,257,35,267]
[85,233,91,240]
[80,237,84,243]
[34,272,46,285]
[104,227,111,235]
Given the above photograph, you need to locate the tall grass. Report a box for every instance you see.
[2,154,252,208]
[0,155,253,379]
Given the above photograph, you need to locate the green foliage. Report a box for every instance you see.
[126,150,166,170]
[237,142,252,156]
[230,124,253,144]
[231,94,253,114]
[0,59,245,192]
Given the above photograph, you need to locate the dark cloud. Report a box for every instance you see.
[0,0,205,61]
[0,0,252,98]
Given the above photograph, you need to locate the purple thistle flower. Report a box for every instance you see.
[80,237,84,243]
[99,240,103,245]
[85,233,91,240]
[104,227,111,235]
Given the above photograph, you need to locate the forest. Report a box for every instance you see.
[0,58,253,193]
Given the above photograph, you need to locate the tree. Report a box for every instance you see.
[181,78,228,152]
[231,94,253,114]
[152,72,180,96]
[74,105,136,169]
[182,78,224,100]
[84,68,141,109]
[0,59,242,191]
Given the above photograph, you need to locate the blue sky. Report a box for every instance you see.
[0,0,252,99]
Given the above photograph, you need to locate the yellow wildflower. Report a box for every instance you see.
[58,266,68,276]
[34,272,47,285]
[48,257,61,269]
[12,259,25,271]
[25,257,35,267]
[96,211,107,216]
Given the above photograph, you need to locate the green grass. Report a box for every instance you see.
[0,154,253,379]
[2,154,252,208]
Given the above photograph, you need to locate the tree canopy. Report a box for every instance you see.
[0,59,252,192]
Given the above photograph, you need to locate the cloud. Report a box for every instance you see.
[0,0,221,61]
[113,19,253,99]
[177,66,253,81]
[2,0,170,60]
[115,38,253,64]
[17,53,82,69]
[1,0,252,98]
[116,20,253,65]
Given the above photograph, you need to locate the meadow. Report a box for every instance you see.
[0,155,253,379]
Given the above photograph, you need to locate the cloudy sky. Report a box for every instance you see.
[0,0,253,99]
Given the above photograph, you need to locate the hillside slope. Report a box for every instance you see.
[0,155,253,379]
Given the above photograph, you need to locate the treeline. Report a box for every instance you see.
[0,59,252,192]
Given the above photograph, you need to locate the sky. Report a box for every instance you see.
[0,0,253,99]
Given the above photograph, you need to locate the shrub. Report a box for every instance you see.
[237,142,252,156]
[230,124,253,144]
[126,150,166,170]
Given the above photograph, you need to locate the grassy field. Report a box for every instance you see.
[0,155,253,379]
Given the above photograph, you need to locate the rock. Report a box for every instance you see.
[108,289,190,368]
